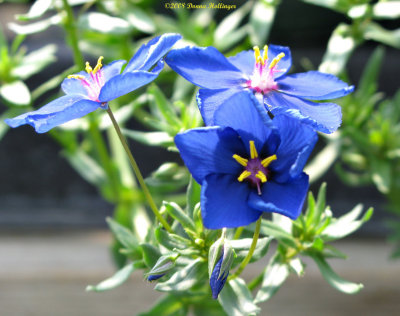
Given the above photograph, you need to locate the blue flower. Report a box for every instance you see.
[210,253,229,299]
[147,273,166,282]
[5,33,182,133]
[175,92,318,229]
[166,44,353,133]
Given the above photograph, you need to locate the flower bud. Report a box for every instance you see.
[146,252,178,282]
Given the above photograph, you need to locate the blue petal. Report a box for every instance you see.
[147,274,165,281]
[227,50,254,76]
[213,90,276,151]
[201,174,261,229]
[99,70,158,102]
[197,88,243,126]
[270,115,318,182]
[165,46,246,89]
[124,33,182,72]
[268,44,292,79]
[175,127,245,184]
[265,92,342,133]
[102,59,126,81]
[248,173,309,220]
[61,71,91,97]
[277,71,354,100]
[5,95,100,133]
[210,255,228,299]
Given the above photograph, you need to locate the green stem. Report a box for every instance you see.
[248,272,264,291]
[61,0,84,68]
[229,217,262,280]
[106,107,173,233]
[233,226,244,240]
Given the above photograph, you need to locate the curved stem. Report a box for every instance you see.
[233,226,244,240]
[106,107,173,233]
[229,217,262,280]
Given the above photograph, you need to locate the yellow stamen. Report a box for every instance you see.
[256,171,267,183]
[93,56,104,74]
[67,75,85,80]
[249,141,258,159]
[253,46,264,65]
[261,154,277,168]
[233,154,248,167]
[238,170,251,182]
[269,52,285,69]
[262,45,268,62]
[85,61,93,73]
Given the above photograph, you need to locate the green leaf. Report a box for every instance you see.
[63,149,107,186]
[370,159,391,193]
[79,12,132,35]
[12,44,57,80]
[155,258,206,292]
[363,23,400,49]
[124,8,155,33]
[106,217,139,251]
[321,205,373,241]
[122,129,173,147]
[140,243,161,268]
[0,80,31,106]
[8,14,62,35]
[147,253,178,276]
[186,176,201,218]
[356,46,384,98]
[373,1,400,19]
[86,261,144,292]
[16,0,52,21]
[249,0,277,46]
[289,257,305,277]
[219,278,260,316]
[154,226,191,250]
[230,237,272,264]
[254,257,289,303]
[308,252,363,294]
[260,219,298,248]
[138,294,186,316]
[319,23,357,75]
[148,84,181,128]
[163,201,197,233]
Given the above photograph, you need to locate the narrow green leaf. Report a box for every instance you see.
[122,129,173,147]
[163,201,197,233]
[260,219,298,248]
[230,237,272,264]
[249,0,277,46]
[364,23,400,49]
[155,258,206,292]
[254,257,289,304]
[86,261,144,292]
[8,14,62,35]
[370,159,391,194]
[289,257,305,277]
[0,80,31,106]
[124,8,155,33]
[140,243,161,268]
[106,217,139,251]
[148,84,181,127]
[138,294,186,316]
[154,226,191,250]
[186,176,201,218]
[219,278,260,316]
[79,12,132,35]
[373,1,400,20]
[16,0,53,21]
[308,252,363,294]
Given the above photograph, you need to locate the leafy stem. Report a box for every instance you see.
[106,106,173,233]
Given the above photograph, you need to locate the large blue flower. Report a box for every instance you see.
[175,92,318,229]
[5,33,182,133]
[166,44,354,133]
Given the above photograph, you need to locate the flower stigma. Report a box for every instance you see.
[67,56,105,102]
[233,140,277,195]
[247,45,285,95]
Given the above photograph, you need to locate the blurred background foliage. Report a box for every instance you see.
[0,0,399,312]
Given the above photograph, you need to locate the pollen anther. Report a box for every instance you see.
[261,154,277,168]
[238,171,251,182]
[269,53,285,69]
[67,75,85,80]
[262,45,268,62]
[253,46,264,65]
[249,141,258,159]
[233,154,248,167]
[255,171,267,183]
[93,56,104,74]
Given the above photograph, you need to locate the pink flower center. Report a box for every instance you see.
[246,46,285,95]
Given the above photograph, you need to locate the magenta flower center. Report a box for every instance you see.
[233,140,277,195]
[246,45,284,95]
[67,56,105,102]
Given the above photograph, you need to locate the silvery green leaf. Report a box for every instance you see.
[86,261,144,292]
[122,130,173,147]
[148,253,178,276]
[140,243,161,268]
[230,237,272,264]
[8,14,62,35]
[124,8,155,33]
[254,257,289,303]
[363,23,400,49]
[219,278,260,316]
[155,258,206,292]
[309,252,363,294]
[319,24,357,75]
[186,177,201,218]
[249,0,277,46]
[154,227,191,251]
[373,1,400,19]
[79,12,132,35]
[137,294,186,316]
[12,44,57,80]
[260,219,298,248]
[106,217,139,251]
[370,159,391,193]
[0,80,31,106]
[289,257,305,277]
[163,201,197,233]
[16,0,53,21]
